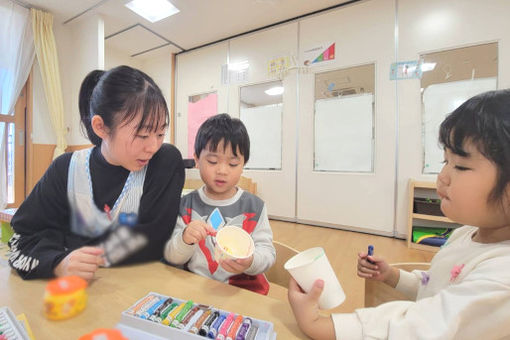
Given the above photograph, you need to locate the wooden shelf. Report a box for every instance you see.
[412,213,454,223]
[409,242,440,252]
[412,181,437,189]
[407,179,458,252]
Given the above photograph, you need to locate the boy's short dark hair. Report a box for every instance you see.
[439,89,510,204]
[194,113,250,163]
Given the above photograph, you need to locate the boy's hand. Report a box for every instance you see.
[357,252,399,287]
[54,246,104,281]
[182,220,216,245]
[219,255,253,274]
[288,277,335,340]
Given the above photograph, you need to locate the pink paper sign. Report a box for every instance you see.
[187,93,217,158]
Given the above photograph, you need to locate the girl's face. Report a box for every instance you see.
[437,141,510,242]
[194,139,244,200]
[100,113,166,171]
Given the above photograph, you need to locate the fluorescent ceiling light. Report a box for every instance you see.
[265,86,284,96]
[228,61,249,71]
[421,62,436,72]
[125,0,179,23]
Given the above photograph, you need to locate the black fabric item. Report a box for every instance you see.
[8,143,184,279]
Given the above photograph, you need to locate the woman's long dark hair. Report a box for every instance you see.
[78,65,169,146]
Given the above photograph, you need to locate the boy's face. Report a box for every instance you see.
[437,141,510,237]
[194,139,245,200]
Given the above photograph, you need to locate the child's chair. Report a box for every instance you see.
[364,262,430,307]
[265,241,299,301]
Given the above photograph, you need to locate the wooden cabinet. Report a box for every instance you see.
[407,180,460,252]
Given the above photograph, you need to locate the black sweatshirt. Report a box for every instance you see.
[8,143,184,279]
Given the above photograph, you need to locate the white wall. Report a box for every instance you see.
[105,46,143,70]
[174,0,510,237]
[394,0,510,236]
[139,53,173,142]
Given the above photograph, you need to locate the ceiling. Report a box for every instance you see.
[21,0,354,60]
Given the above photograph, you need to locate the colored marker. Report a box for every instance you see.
[226,315,244,340]
[190,309,212,334]
[149,297,173,321]
[162,301,187,325]
[156,302,178,323]
[180,304,208,329]
[134,295,160,317]
[127,294,157,315]
[216,312,235,340]
[367,245,375,264]
[245,325,259,340]
[199,310,219,336]
[235,318,252,340]
[141,297,167,319]
[208,313,226,339]
[170,300,194,328]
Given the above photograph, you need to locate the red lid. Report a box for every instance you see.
[46,276,87,295]
[79,329,128,340]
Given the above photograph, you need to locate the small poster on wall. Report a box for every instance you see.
[301,42,335,66]
[267,55,290,77]
[389,60,422,80]
[187,92,217,158]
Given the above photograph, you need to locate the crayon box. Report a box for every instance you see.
[116,292,277,339]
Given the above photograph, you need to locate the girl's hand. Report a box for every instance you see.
[219,255,253,274]
[288,277,335,340]
[182,221,216,245]
[54,246,104,281]
[357,252,399,287]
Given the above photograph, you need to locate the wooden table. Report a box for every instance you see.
[0,252,306,339]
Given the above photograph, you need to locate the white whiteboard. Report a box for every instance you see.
[314,94,374,172]
[240,104,282,169]
[423,78,497,173]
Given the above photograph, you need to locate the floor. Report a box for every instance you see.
[269,220,435,313]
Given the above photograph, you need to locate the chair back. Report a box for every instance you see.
[265,241,299,288]
[364,262,430,307]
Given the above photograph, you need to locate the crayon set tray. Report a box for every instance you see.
[117,292,276,340]
[0,307,31,340]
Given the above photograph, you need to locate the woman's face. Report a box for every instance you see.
[100,113,167,171]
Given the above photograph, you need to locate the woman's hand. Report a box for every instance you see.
[182,220,216,245]
[54,246,104,281]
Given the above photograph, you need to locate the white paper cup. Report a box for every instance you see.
[213,226,254,262]
[284,247,345,309]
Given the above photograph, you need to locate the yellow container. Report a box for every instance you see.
[44,276,88,320]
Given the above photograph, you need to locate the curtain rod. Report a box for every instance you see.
[9,0,44,11]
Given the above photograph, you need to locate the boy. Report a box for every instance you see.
[164,114,276,294]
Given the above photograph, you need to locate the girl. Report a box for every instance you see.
[288,89,510,339]
[8,65,184,281]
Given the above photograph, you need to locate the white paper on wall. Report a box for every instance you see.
[240,104,283,170]
[422,78,497,173]
[314,94,374,172]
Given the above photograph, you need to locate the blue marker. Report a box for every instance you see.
[208,312,226,338]
[367,245,375,264]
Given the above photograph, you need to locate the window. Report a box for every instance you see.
[421,43,498,173]
[239,81,283,170]
[314,64,375,172]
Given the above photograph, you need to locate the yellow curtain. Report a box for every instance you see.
[31,9,67,158]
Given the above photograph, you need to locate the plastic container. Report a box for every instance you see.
[116,292,276,340]
[44,276,88,320]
